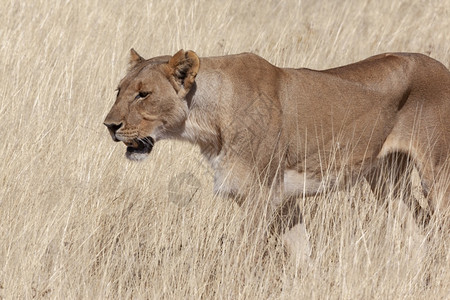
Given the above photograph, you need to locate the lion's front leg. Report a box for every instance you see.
[212,157,312,267]
[212,159,280,250]
[270,195,312,268]
[264,188,313,270]
[212,161,253,205]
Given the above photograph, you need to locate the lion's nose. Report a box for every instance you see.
[104,122,123,142]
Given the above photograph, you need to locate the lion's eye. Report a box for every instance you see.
[135,91,150,100]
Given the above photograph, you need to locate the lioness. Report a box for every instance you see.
[104,49,450,263]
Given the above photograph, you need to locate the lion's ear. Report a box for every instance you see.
[166,49,200,97]
[129,48,144,68]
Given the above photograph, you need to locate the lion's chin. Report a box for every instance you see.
[125,137,154,161]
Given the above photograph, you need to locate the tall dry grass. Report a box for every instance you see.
[0,0,449,298]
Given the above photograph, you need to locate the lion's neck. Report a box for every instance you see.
[181,99,222,160]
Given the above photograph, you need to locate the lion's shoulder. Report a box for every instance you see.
[199,52,274,67]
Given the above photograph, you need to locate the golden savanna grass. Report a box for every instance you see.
[1,0,449,298]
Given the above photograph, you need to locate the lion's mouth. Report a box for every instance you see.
[124,137,154,161]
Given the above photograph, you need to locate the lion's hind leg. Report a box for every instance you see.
[416,153,450,231]
[365,152,429,274]
[365,151,430,226]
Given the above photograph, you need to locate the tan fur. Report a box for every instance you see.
[104,50,450,264]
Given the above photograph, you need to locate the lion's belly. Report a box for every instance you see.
[283,169,337,196]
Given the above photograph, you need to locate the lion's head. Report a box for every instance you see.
[104,49,200,161]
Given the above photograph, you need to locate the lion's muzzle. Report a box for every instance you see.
[104,121,154,161]
[104,121,122,142]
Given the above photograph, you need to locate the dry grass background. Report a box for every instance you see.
[0,0,449,298]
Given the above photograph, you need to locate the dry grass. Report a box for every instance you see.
[0,0,449,298]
